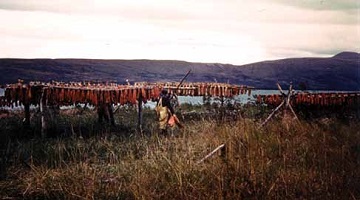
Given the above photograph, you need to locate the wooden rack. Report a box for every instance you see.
[1,81,253,108]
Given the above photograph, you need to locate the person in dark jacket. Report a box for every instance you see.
[159,90,175,115]
[156,90,182,133]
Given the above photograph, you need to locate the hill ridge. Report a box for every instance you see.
[0,51,359,90]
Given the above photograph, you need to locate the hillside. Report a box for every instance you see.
[0,52,359,90]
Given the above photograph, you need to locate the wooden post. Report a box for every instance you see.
[40,88,47,138]
[221,144,227,161]
[288,104,298,120]
[97,104,104,123]
[285,84,299,120]
[108,104,115,126]
[97,103,110,123]
[285,84,292,106]
[260,83,299,127]
[24,103,30,127]
[277,82,286,96]
[137,94,143,132]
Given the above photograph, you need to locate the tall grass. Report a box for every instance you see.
[0,105,359,199]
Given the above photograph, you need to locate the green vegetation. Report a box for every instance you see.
[0,104,359,199]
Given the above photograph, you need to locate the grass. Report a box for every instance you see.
[0,103,359,199]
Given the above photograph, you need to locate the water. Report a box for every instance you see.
[145,89,360,109]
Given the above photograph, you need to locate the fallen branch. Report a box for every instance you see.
[260,100,285,127]
[197,144,225,164]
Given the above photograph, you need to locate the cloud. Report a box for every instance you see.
[0,0,87,12]
[1,0,358,26]
[256,22,360,58]
[0,0,359,64]
[273,0,360,11]
[0,0,197,20]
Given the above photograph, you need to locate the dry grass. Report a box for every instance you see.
[0,106,359,199]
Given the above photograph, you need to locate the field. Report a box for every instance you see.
[0,102,359,199]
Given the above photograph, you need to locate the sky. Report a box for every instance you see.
[0,0,359,65]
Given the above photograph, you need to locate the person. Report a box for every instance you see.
[159,89,175,115]
[155,90,182,133]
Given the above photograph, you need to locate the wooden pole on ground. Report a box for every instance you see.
[197,144,225,164]
[260,100,285,127]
